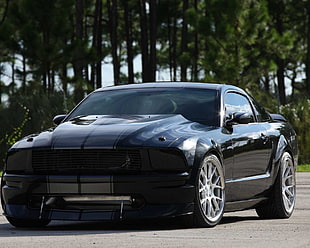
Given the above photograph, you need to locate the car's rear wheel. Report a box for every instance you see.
[256,152,296,219]
[192,154,225,227]
[6,217,51,228]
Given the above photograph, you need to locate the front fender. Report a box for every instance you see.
[187,138,223,184]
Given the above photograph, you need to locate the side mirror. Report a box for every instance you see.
[53,115,67,125]
[226,112,254,126]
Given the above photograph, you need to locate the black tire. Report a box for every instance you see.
[256,152,296,219]
[6,217,51,228]
[191,154,225,227]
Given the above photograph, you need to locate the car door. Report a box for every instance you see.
[224,92,273,200]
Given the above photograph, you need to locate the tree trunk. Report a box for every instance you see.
[11,60,15,89]
[47,65,51,96]
[291,68,297,98]
[95,0,102,89]
[42,72,47,93]
[172,15,177,81]
[62,64,68,95]
[306,0,310,97]
[274,0,286,105]
[204,5,209,80]
[277,58,286,105]
[124,0,134,83]
[74,0,84,80]
[263,74,270,93]
[167,13,173,81]
[181,0,189,81]
[0,63,2,105]
[193,0,199,81]
[149,0,157,82]
[108,0,120,85]
[90,7,96,91]
[73,0,85,102]
[139,0,150,82]
[83,15,90,85]
[51,69,55,93]
[91,0,103,90]
[22,54,26,94]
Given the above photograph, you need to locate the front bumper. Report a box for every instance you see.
[1,173,194,221]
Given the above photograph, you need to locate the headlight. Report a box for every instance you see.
[148,149,187,172]
[5,150,32,173]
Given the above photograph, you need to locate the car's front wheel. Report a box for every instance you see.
[6,217,51,228]
[256,152,296,219]
[192,154,225,227]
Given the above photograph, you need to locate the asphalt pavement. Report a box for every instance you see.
[0,172,309,248]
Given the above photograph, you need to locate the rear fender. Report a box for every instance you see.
[272,135,293,181]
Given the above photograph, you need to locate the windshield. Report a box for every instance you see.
[67,87,219,126]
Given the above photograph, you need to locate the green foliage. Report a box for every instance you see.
[0,86,75,169]
[297,164,310,172]
[281,99,310,164]
[0,105,30,146]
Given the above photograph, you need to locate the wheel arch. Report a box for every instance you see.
[189,138,224,184]
[272,135,296,181]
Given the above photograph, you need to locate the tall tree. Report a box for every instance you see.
[306,0,310,97]
[108,0,120,85]
[139,0,150,82]
[192,0,199,81]
[180,0,188,81]
[149,0,157,81]
[123,0,134,83]
[72,0,87,101]
[138,0,158,82]
[272,0,286,104]
[73,0,84,80]
[91,0,103,89]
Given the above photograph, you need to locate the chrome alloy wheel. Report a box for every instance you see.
[198,156,225,223]
[281,153,296,214]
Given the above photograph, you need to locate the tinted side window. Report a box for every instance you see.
[250,97,271,122]
[224,92,254,120]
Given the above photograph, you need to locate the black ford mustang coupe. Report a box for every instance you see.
[1,82,298,228]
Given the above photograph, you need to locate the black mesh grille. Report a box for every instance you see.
[32,149,141,174]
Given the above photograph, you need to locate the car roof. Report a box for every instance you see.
[95,82,244,93]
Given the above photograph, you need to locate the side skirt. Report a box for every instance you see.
[224,197,268,212]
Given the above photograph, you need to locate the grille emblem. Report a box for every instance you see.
[120,154,131,168]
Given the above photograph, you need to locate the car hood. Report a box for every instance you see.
[10,115,216,150]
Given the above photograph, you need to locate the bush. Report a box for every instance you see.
[281,99,310,164]
[0,89,75,170]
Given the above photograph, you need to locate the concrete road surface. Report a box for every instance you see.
[0,172,309,248]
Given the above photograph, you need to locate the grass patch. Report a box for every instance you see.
[297,164,310,172]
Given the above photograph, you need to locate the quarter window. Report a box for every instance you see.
[250,97,271,122]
